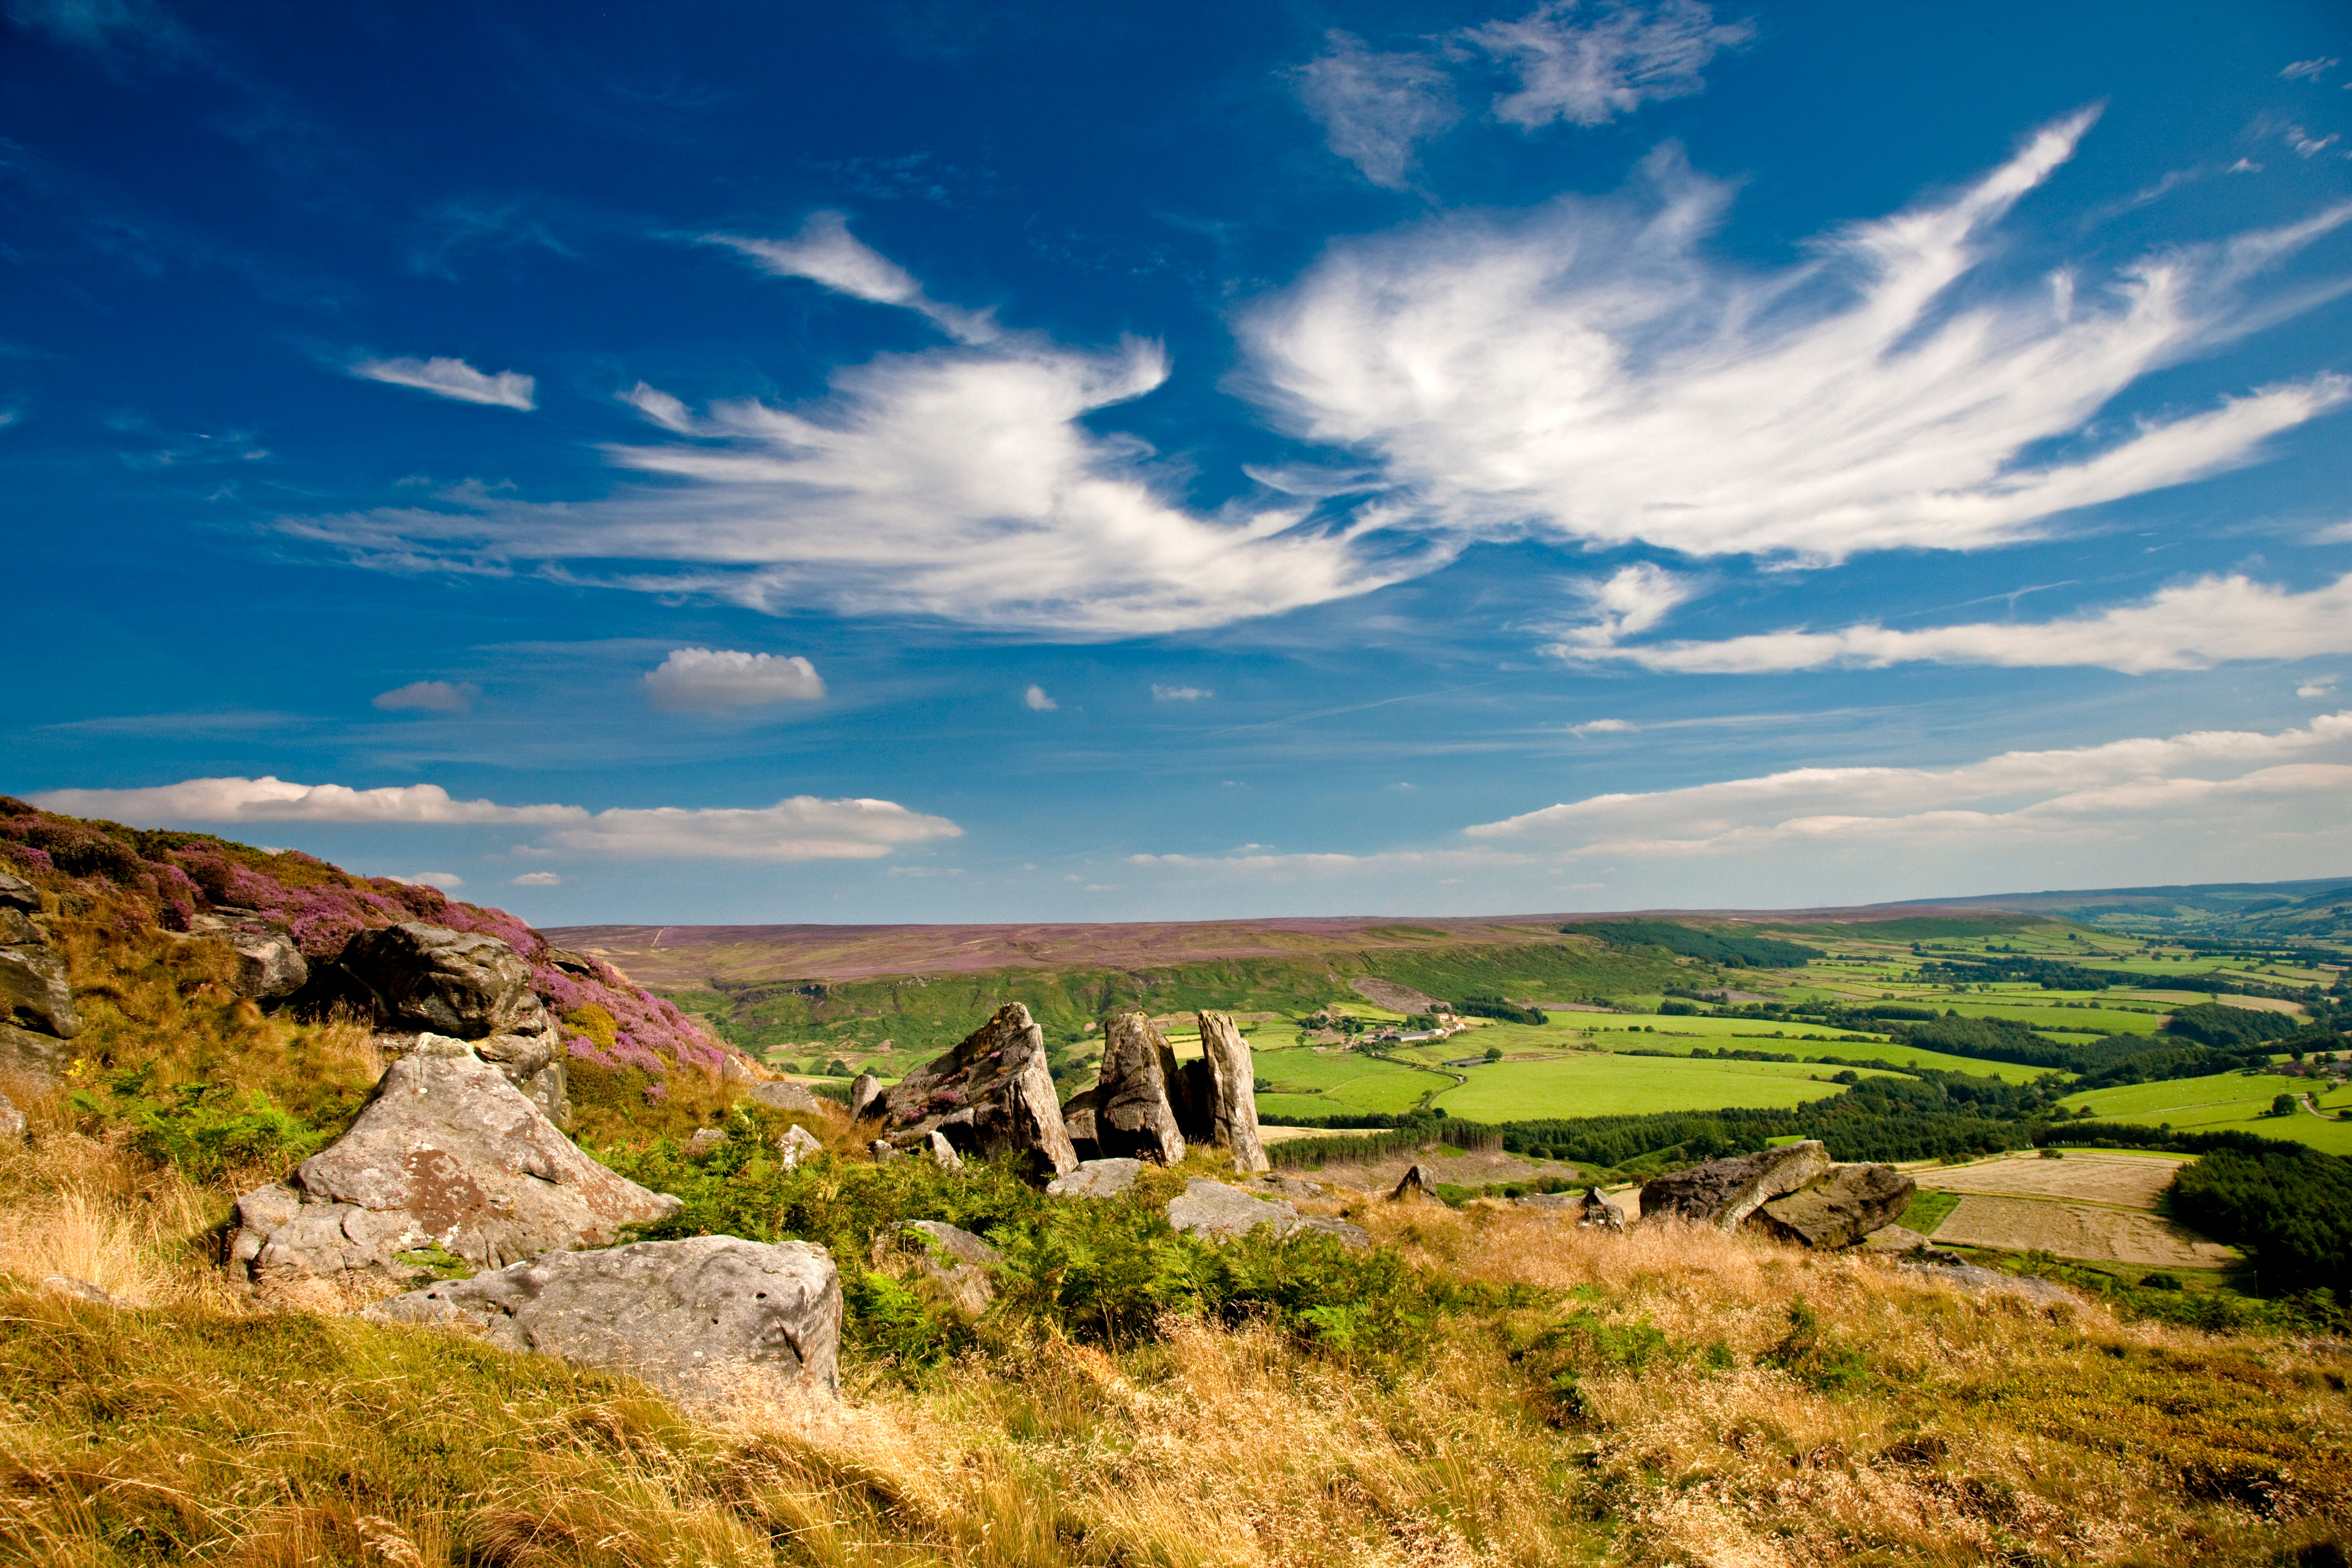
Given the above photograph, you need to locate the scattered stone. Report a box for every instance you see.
[926,1130,965,1171]
[228,1036,680,1281]
[1167,1178,1295,1240]
[1243,1172,1326,1200]
[1045,1157,1143,1198]
[184,911,308,1001]
[0,942,80,1040]
[877,1221,1001,1312]
[0,871,40,913]
[745,1080,823,1114]
[1192,1011,1270,1173]
[1288,1213,1373,1249]
[1388,1164,1437,1203]
[777,1125,824,1168]
[688,1128,727,1152]
[1898,1261,2073,1307]
[1753,1163,1915,1250]
[848,1072,885,1121]
[368,1235,840,1404]
[539,946,604,979]
[1091,1011,1188,1165]
[1640,1141,1831,1230]
[1861,1224,1933,1254]
[325,924,567,1121]
[878,1004,1076,1177]
[1578,1187,1628,1232]
[0,1022,70,1077]
[1514,1191,1581,1212]
[40,1274,117,1306]
[0,1088,23,1142]
[869,1139,903,1163]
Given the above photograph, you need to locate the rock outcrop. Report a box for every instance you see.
[1167,1177,1292,1240]
[324,923,568,1123]
[877,1004,1076,1177]
[1191,1012,1270,1173]
[369,1235,840,1404]
[229,1036,680,1282]
[1579,1187,1628,1231]
[848,1073,884,1122]
[1754,1163,1916,1249]
[182,909,308,1001]
[745,1080,823,1114]
[1389,1164,1437,1203]
[777,1125,824,1168]
[926,1130,965,1171]
[1089,1012,1188,1165]
[1046,1157,1142,1198]
[0,876,79,1044]
[1640,1141,1831,1230]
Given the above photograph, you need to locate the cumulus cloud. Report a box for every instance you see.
[371,679,479,713]
[1294,31,1461,187]
[511,871,563,886]
[1559,571,2352,673]
[349,355,536,410]
[290,220,1425,637]
[26,776,961,862]
[1023,684,1058,711]
[641,648,826,711]
[1465,711,2352,867]
[1547,563,1702,652]
[1152,684,1212,701]
[1466,0,1752,129]
[1241,112,2352,565]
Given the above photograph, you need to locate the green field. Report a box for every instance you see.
[1250,1045,1445,1119]
[2060,1071,2352,1156]
[1429,1052,1896,1121]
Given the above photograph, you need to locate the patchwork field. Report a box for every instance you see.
[1920,1151,2186,1208]
[1249,1045,1447,1119]
[2058,1071,2352,1156]
[1430,1052,1891,1121]
[1906,1151,2237,1269]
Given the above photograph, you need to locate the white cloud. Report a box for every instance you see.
[1559,571,2352,674]
[1023,683,1058,711]
[1547,562,1702,652]
[1466,0,1752,129]
[1294,31,1461,187]
[2299,676,2339,699]
[1465,711,2352,870]
[641,647,826,711]
[511,871,563,886]
[1151,684,1212,701]
[620,381,697,433]
[389,871,464,889]
[27,776,961,862]
[29,777,585,826]
[291,219,1425,637]
[2281,58,2339,81]
[1568,718,1634,735]
[349,356,536,411]
[704,211,997,344]
[1241,113,2352,566]
[371,679,479,713]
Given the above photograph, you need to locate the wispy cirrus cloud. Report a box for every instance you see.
[372,679,479,713]
[26,776,961,861]
[703,209,997,343]
[1293,31,1461,188]
[349,355,536,410]
[1242,111,2352,565]
[1557,571,2352,673]
[641,648,826,711]
[1468,0,1752,129]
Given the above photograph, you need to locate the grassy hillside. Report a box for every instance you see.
[2061,1071,2352,1157]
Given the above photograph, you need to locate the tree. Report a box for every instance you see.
[2271,1093,2299,1117]
[1483,1045,1503,1063]
[826,1058,853,1078]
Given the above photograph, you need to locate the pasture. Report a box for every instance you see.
[1430,1052,1891,1121]
[1249,1045,1445,1119]
[2058,1071,2352,1156]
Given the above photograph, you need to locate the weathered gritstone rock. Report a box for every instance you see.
[1389,1164,1437,1203]
[869,1139,903,1163]
[0,1022,70,1078]
[1640,1141,1831,1230]
[877,1221,1002,1312]
[229,1036,680,1282]
[1058,1084,1104,1160]
[1167,1178,1293,1240]
[879,1003,1076,1177]
[327,924,567,1122]
[1243,1173,1325,1200]
[0,943,79,1041]
[688,1128,727,1152]
[745,1080,823,1114]
[369,1235,841,1404]
[1046,1157,1142,1198]
[777,1125,824,1168]
[182,910,309,1001]
[0,908,39,946]
[0,871,39,913]
[1191,1011,1270,1173]
[1288,1214,1373,1249]
[848,1073,884,1122]
[926,1130,965,1171]
[1579,1187,1628,1232]
[1091,1011,1188,1165]
[1754,1163,1915,1250]
[1899,1261,2073,1306]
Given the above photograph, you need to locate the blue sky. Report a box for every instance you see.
[6,0,2352,924]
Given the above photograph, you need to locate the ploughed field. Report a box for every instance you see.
[1904,1152,2235,1270]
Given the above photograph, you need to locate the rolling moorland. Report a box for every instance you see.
[2,798,2350,1566]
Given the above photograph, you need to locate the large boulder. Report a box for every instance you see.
[1046,1156,1143,1198]
[744,1080,823,1114]
[327,923,566,1121]
[184,910,309,1001]
[1058,1083,1105,1160]
[369,1235,840,1404]
[0,1022,71,1077]
[1640,1141,1831,1230]
[0,938,78,1041]
[0,870,39,913]
[1091,1012,1188,1165]
[1753,1163,1915,1249]
[229,1036,680,1282]
[877,1004,1077,1177]
[1167,1178,1293,1240]
[847,1072,885,1121]
[1191,1011,1269,1173]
